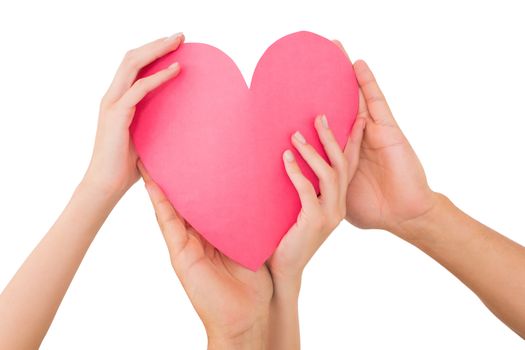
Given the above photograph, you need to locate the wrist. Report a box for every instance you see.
[76,177,123,208]
[206,319,269,350]
[270,288,299,323]
[272,276,301,302]
[392,192,455,245]
[79,173,127,204]
[268,280,301,350]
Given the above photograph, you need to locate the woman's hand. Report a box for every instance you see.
[266,114,365,350]
[0,34,185,350]
[269,114,365,291]
[139,163,272,350]
[83,33,184,200]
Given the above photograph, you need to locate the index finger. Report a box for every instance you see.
[102,33,185,106]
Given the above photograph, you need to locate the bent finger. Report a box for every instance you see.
[117,61,180,112]
[314,114,349,192]
[102,33,184,106]
[291,131,338,204]
[283,149,320,214]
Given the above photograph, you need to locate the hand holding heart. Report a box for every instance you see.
[83,32,436,348]
[3,27,525,350]
[335,51,436,240]
[82,33,185,199]
[139,112,364,349]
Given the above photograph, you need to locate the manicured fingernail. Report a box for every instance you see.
[168,62,180,70]
[293,131,307,144]
[284,149,295,162]
[320,114,329,129]
[165,32,183,41]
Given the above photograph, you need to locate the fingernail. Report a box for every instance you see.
[320,114,329,129]
[168,62,180,70]
[284,149,295,162]
[293,131,307,144]
[165,32,183,41]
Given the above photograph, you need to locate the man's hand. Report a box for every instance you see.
[333,45,436,238]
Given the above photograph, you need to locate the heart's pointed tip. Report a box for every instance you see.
[225,250,272,272]
[244,261,266,272]
[233,255,269,272]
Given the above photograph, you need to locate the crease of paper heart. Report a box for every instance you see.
[131,31,358,270]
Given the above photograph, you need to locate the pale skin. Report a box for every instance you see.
[0,32,186,350]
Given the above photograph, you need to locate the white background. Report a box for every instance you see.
[1,0,524,348]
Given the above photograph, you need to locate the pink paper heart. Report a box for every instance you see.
[131,31,358,270]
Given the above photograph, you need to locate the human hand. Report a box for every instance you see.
[334,41,437,239]
[139,162,272,350]
[82,33,184,200]
[265,115,364,350]
[268,114,365,293]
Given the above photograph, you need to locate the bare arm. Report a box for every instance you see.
[399,193,525,337]
[339,50,525,338]
[0,33,184,350]
[0,183,118,349]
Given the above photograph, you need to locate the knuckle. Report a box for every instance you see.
[296,179,313,193]
[324,168,338,185]
[123,49,140,68]
[156,198,172,212]
[340,156,350,171]
[133,77,148,91]
[362,74,377,87]
[124,49,136,59]
[366,94,385,105]
[163,215,179,228]
[104,104,121,117]
[158,215,173,233]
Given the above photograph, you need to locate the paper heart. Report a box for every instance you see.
[131,31,358,270]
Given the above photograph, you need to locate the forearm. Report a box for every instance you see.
[268,280,301,350]
[0,181,120,349]
[396,193,525,338]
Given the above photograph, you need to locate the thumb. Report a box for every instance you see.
[143,180,188,257]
